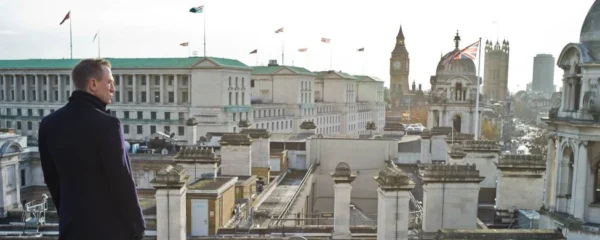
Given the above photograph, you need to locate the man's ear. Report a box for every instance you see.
[88,78,97,91]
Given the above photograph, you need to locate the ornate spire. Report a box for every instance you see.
[397,25,405,40]
[454,30,461,49]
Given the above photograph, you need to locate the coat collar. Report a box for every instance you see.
[68,91,109,113]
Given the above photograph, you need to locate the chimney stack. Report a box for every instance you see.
[331,162,356,239]
[186,118,198,145]
[268,59,279,66]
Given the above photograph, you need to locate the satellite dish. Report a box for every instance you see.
[161,148,169,155]
[124,141,131,151]
[170,132,176,139]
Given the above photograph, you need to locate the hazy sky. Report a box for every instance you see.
[0,0,596,92]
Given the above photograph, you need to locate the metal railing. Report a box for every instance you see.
[274,163,317,225]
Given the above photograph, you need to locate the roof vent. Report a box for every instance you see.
[268,59,279,66]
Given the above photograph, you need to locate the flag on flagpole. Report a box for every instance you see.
[180,42,189,47]
[298,48,308,52]
[92,32,98,42]
[321,38,331,43]
[249,49,257,54]
[275,27,284,34]
[60,11,70,25]
[442,40,480,65]
[189,5,204,13]
[357,47,364,52]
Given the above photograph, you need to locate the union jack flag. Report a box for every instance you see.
[443,40,480,65]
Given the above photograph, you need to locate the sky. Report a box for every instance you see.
[0,0,596,93]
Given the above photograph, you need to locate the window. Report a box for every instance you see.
[38,109,43,117]
[124,112,129,119]
[137,111,143,119]
[181,78,188,86]
[27,121,32,130]
[128,91,133,102]
[178,126,184,136]
[155,78,160,86]
[164,126,170,133]
[150,125,156,134]
[151,112,156,119]
[236,77,238,87]
[115,78,120,86]
[179,112,184,120]
[229,92,232,105]
[233,113,237,121]
[165,112,171,120]
[168,92,174,103]
[242,78,245,87]
[54,91,58,101]
[154,92,160,103]
[141,77,146,85]
[235,92,239,105]
[21,90,25,100]
[16,121,21,130]
[43,91,47,101]
[128,78,133,85]
[115,91,120,102]
[137,125,143,134]
[123,125,129,134]
[66,90,70,98]
[182,91,189,103]
[251,80,255,87]
[20,169,26,187]
[229,77,232,86]
[141,91,146,102]
[168,78,173,86]
[6,121,11,128]
[18,109,22,116]
[242,92,245,105]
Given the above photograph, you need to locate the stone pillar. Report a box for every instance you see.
[496,154,546,223]
[13,75,18,102]
[132,75,137,103]
[146,74,151,103]
[421,164,484,232]
[119,75,125,103]
[545,136,557,210]
[69,74,73,93]
[573,140,588,219]
[174,147,219,183]
[2,75,7,101]
[160,74,164,104]
[23,75,29,102]
[45,75,51,102]
[186,118,198,145]
[151,164,189,240]
[174,75,179,104]
[219,133,253,176]
[420,130,432,164]
[330,162,356,239]
[33,75,39,102]
[240,128,270,170]
[58,75,64,102]
[374,167,415,240]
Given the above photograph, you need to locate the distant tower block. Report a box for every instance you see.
[373,167,415,240]
[330,162,356,239]
[496,154,546,222]
[420,164,484,233]
[151,164,189,240]
[483,39,510,101]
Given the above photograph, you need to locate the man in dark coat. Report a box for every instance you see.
[38,59,145,240]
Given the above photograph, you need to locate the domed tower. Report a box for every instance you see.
[428,31,481,136]
[483,39,510,101]
[389,25,410,105]
[580,0,600,59]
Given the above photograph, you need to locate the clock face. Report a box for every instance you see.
[393,61,401,70]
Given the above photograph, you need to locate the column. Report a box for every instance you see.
[13,75,18,102]
[58,75,64,102]
[174,75,179,104]
[23,75,29,102]
[132,75,138,103]
[119,74,125,103]
[330,163,356,240]
[146,74,150,104]
[545,137,557,209]
[69,74,73,92]
[45,75,51,102]
[560,79,567,111]
[573,141,588,219]
[2,75,7,101]
[151,165,188,240]
[159,74,164,104]
[14,164,21,209]
[33,75,39,102]
[375,168,414,240]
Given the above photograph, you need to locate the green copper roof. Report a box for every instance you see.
[0,56,250,70]
[251,66,313,75]
[354,75,383,82]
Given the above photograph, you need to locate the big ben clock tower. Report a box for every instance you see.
[390,25,410,106]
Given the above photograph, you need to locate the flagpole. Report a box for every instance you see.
[282,30,285,65]
[329,43,332,70]
[69,11,73,59]
[474,37,482,140]
[203,8,206,57]
[97,30,101,58]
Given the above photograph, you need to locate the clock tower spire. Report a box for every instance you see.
[390,25,410,106]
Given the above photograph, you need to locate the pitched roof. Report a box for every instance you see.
[0,56,250,70]
[354,75,383,82]
[315,70,357,80]
[251,65,314,75]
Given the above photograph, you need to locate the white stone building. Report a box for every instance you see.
[0,57,385,144]
[543,0,600,237]
[428,32,483,136]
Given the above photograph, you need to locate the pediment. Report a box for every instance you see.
[274,67,296,75]
[191,58,221,68]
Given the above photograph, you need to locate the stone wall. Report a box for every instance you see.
[496,154,546,213]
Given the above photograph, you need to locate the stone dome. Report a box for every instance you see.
[581,0,600,58]
[436,49,476,75]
